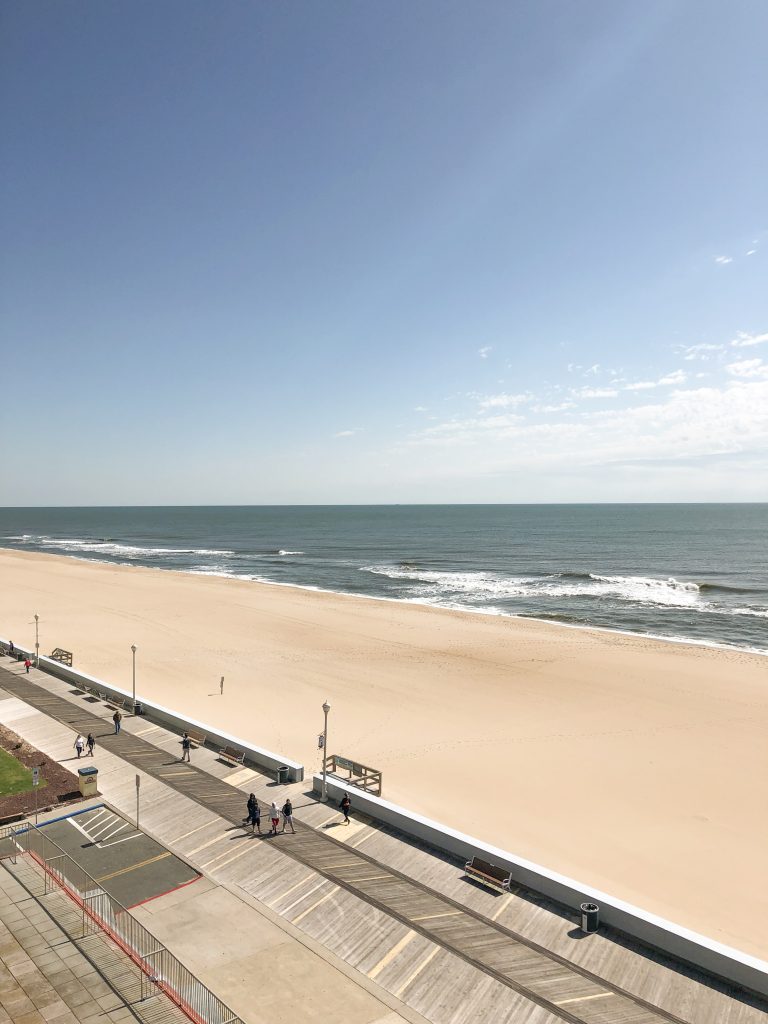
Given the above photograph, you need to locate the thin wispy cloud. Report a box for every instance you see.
[726,358,768,379]
[477,392,531,409]
[572,386,619,399]
[730,331,768,348]
[333,429,357,438]
[478,346,492,359]
[714,255,733,265]
[678,343,725,362]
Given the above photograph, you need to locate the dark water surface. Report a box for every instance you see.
[1,505,766,653]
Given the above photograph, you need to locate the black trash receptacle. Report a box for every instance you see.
[580,902,599,933]
[277,765,290,784]
[16,651,23,662]
[133,701,143,715]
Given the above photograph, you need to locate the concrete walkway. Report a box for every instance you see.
[1,660,765,1024]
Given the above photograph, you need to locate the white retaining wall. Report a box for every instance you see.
[0,638,304,782]
[313,774,768,999]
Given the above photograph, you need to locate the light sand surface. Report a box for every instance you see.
[1,547,766,958]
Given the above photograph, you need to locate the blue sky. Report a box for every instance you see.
[1,1,766,504]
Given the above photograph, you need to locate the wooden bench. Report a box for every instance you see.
[107,696,126,711]
[219,745,245,766]
[464,856,511,892]
[50,648,73,666]
[185,729,206,748]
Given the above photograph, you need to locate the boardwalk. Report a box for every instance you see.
[0,667,702,1024]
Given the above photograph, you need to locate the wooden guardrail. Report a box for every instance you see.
[324,753,382,795]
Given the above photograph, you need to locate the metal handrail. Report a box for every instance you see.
[10,822,243,1024]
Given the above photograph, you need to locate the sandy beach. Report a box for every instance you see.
[1,546,766,958]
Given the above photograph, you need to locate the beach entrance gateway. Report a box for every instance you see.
[324,753,382,795]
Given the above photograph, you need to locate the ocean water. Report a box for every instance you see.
[1,505,766,653]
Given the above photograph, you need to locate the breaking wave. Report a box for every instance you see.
[11,535,234,558]
[361,565,767,617]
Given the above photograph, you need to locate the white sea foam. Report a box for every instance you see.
[25,536,234,558]
[278,550,305,556]
[360,565,764,613]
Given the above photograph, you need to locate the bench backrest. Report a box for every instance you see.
[223,746,244,759]
[469,856,509,884]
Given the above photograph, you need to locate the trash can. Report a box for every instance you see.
[16,651,23,662]
[580,902,599,934]
[277,765,290,784]
[78,766,99,798]
[133,701,143,715]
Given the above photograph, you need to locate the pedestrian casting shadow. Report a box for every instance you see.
[322,821,344,830]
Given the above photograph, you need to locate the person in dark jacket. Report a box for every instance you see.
[246,793,261,834]
[339,794,351,825]
[86,733,96,756]
[281,798,295,834]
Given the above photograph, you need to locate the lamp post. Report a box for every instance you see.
[131,645,137,712]
[34,614,39,667]
[321,701,330,800]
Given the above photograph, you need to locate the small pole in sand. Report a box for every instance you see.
[220,676,224,695]
[34,614,39,668]
[321,701,330,801]
[131,644,137,712]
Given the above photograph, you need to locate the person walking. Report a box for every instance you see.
[24,658,31,674]
[8,642,14,657]
[281,798,296,834]
[74,734,85,758]
[113,710,122,734]
[86,733,96,756]
[181,733,191,762]
[269,801,280,835]
[246,793,261,835]
[339,793,351,825]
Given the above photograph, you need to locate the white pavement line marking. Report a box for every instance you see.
[91,815,121,838]
[134,725,160,735]
[224,767,254,786]
[344,875,390,883]
[99,832,143,849]
[98,822,131,844]
[281,879,329,917]
[292,887,338,925]
[410,911,462,922]
[172,821,219,844]
[200,840,252,870]
[393,946,440,998]
[68,816,98,843]
[491,893,513,921]
[187,832,230,856]
[86,808,110,826]
[555,992,613,1006]
[368,930,417,980]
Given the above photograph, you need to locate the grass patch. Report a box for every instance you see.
[0,748,46,797]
